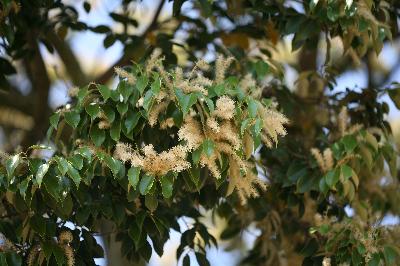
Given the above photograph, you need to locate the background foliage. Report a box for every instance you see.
[1,0,400,265]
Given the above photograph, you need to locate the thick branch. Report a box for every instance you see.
[0,83,33,112]
[46,30,88,86]
[20,31,52,149]
[94,0,166,84]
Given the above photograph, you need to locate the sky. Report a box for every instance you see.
[41,1,400,265]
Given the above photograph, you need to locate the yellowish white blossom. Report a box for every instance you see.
[213,96,235,120]
[114,67,136,85]
[215,54,234,84]
[114,143,190,176]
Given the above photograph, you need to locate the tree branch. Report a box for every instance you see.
[94,0,166,84]
[20,31,52,149]
[46,30,88,86]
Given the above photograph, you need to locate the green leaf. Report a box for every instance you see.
[97,84,111,100]
[151,76,161,94]
[352,248,363,265]
[75,146,92,161]
[145,194,158,212]
[136,75,148,95]
[202,139,215,158]
[125,110,141,133]
[367,253,380,266]
[319,177,329,194]
[56,157,69,175]
[252,118,263,136]
[192,148,202,165]
[128,167,140,190]
[52,244,66,266]
[19,177,30,199]
[128,223,141,247]
[240,118,251,135]
[117,102,128,115]
[6,154,20,178]
[160,174,174,198]
[64,110,81,128]
[77,86,88,104]
[342,135,357,153]
[102,105,115,123]
[327,2,340,22]
[30,215,46,236]
[36,163,49,187]
[296,174,315,193]
[175,88,198,117]
[44,175,63,202]
[49,112,61,129]
[68,154,83,170]
[204,98,215,113]
[325,169,340,188]
[341,164,353,180]
[211,84,225,96]
[247,98,258,118]
[254,60,269,78]
[67,164,81,187]
[85,103,101,120]
[110,120,121,141]
[143,90,154,112]
[139,174,155,195]
[90,125,106,147]
[117,81,131,102]
[42,241,54,261]
[384,245,400,265]
[104,155,122,177]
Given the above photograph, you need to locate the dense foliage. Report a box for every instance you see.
[1,0,400,265]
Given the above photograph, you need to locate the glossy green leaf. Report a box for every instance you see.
[49,112,61,129]
[247,98,258,118]
[85,103,101,120]
[175,88,198,117]
[139,174,155,195]
[125,110,141,133]
[192,148,202,165]
[64,110,80,128]
[202,139,215,158]
[6,154,20,178]
[136,75,148,95]
[56,157,69,175]
[102,105,115,123]
[342,135,357,153]
[145,194,158,212]
[341,164,353,180]
[36,163,49,187]
[67,163,81,187]
[104,155,122,177]
[117,102,128,115]
[110,120,121,141]
[160,174,174,198]
[90,125,106,146]
[68,154,83,170]
[97,84,111,100]
[128,167,140,190]
[325,169,340,188]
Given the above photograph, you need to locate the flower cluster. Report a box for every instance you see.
[112,50,289,203]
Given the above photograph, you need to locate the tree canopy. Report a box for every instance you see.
[0,0,400,265]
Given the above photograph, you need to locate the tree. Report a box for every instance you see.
[0,0,400,265]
